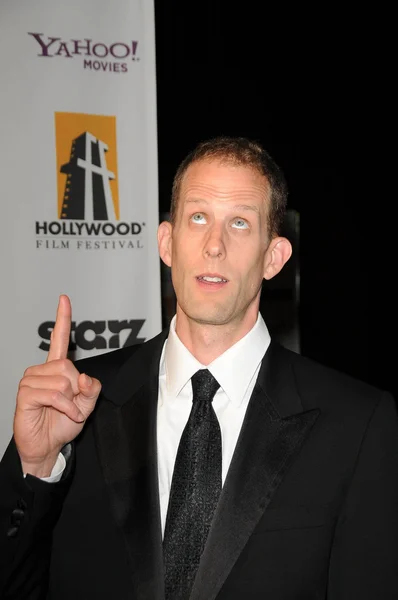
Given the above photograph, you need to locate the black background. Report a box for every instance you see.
[154,2,395,398]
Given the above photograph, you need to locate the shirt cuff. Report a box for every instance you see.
[23,451,67,483]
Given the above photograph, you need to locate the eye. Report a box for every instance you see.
[231,218,248,229]
[191,212,207,224]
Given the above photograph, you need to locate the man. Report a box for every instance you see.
[1,136,398,599]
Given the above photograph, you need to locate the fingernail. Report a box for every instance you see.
[84,374,92,386]
[77,412,85,422]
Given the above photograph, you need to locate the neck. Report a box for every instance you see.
[175,306,259,365]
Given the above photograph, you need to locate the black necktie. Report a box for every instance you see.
[163,369,222,600]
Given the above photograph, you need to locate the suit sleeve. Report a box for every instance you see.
[328,391,398,599]
[0,438,75,599]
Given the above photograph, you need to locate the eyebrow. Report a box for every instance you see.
[185,199,260,213]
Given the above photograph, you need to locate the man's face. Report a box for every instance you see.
[159,159,284,331]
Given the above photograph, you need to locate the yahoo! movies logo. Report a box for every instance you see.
[28,33,139,74]
[35,112,144,251]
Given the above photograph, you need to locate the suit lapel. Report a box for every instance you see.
[191,342,320,600]
[93,330,168,600]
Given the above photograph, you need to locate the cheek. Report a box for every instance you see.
[233,248,264,275]
[173,235,197,261]
[171,243,196,278]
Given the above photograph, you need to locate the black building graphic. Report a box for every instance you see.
[60,131,115,220]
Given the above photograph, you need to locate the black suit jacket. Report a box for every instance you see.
[1,329,398,599]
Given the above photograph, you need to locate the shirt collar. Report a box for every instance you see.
[162,313,270,407]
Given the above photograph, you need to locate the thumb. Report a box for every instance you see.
[77,373,102,405]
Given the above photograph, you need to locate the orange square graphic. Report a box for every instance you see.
[54,112,119,220]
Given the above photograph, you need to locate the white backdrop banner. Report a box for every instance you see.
[0,0,161,456]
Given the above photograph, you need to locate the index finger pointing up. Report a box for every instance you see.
[47,294,72,363]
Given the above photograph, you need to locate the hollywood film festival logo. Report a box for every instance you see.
[28,32,139,74]
[36,112,145,251]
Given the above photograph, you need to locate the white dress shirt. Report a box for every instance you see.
[38,313,271,539]
[157,313,270,536]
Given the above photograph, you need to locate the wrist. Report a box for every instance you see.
[21,454,60,478]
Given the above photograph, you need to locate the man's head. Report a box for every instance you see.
[158,135,292,339]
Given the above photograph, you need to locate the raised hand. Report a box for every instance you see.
[14,295,102,477]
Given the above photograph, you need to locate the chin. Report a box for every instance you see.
[187,307,234,327]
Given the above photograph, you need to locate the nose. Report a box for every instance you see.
[203,223,226,260]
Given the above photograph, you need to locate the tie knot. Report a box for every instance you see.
[191,369,220,404]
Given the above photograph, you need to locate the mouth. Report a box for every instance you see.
[196,274,229,288]
[196,275,228,283]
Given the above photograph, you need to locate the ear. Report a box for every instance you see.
[263,236,293,280]
[158,220,173,267]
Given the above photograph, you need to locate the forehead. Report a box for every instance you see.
[179,159,269,207]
